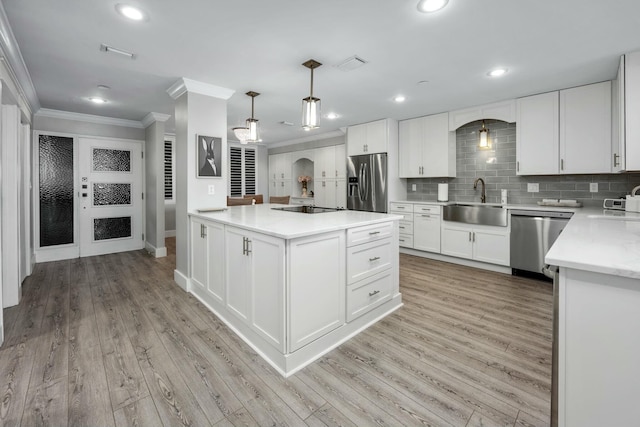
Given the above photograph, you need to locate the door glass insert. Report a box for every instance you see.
[93,183,132,206]
[93,148,131,172]
[39,135,74,247]
[93,217,132,241]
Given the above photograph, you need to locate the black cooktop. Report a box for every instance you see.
[271,205,345,214]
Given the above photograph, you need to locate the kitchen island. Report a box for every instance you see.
[546,209,640,427]
[188,204,403,376]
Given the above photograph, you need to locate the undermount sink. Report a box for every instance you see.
[443,203,508,227]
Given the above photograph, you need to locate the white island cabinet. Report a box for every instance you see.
[188,204,402,376]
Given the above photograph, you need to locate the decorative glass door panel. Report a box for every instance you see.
[79,138,143,257]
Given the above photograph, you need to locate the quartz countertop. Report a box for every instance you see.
[190,204,402,239]
[545,208,640,279]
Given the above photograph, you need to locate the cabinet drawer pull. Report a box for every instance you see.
[399,239,405,242]
[399,226,405,230]
[396,206,405,209]
[368,256,380,262]
[369,290,380,297]
[368,231,380,236]
[421,214,431,218]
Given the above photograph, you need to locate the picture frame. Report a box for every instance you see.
[197,135,222,178]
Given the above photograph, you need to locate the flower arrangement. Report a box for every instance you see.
[298,175,312,183]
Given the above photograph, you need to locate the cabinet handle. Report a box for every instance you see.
[242,237,246,255]
[246,238,252,255]
[369,290,380,297]
[421,214,431,218]
[399,226,405,230]
[369,256,380,262]
[281,173,284,178]
[202,225,207,238]
[369,231,380,236]
[614,153,620,167]
[335,170,338,177]
[322,171,325,177]
[396,206,405,209]
[281,182,284,187]
[561,159,564,171]
[516,161,519,172]
[469,232,472,242]
[323,181,326,187]
[472,232,475,242]
[399,238,405,243]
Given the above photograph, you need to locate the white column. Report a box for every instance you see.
[2,103,21,307]
[142,112,171,258]
[166,78,234,289]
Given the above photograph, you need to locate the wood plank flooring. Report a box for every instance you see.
[0,239,552,426]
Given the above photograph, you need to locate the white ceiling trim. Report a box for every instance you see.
[267,129,346,149]
[0,2,40,113]
[35,108,145,129]
[166,77,235,100]
[142,112,171,128]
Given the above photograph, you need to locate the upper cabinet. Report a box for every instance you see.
[399,112,456,178]
[622,51,640,171]
[347,119,397,156]
[516,81,612,175]
[449,100,516,131]
[268,152,292,180]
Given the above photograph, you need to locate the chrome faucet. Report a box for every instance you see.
[473,178,486,203]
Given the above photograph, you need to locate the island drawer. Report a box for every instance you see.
[347,237,393,284]
[390,202,414,212]
[346,271,393,322]
[398,234,413,248]
[398,220,413,234]
[347,221,394,247]
[414,204,441,215]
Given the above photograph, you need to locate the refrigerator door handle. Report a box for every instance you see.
[361,162,369,201]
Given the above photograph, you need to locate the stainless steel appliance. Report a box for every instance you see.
[347,153,388,213]
[603,198,626,210]
[270,206,344,214]
[510,210,573,277]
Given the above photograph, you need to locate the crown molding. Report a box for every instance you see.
[35,108,145,129]
[167,78,235,100]
[141,112,171,128]
[0,2,40,113]
[266,129,346,149]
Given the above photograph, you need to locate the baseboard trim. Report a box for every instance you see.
[145,242,167,258]
[400,247,512,275]
[173,269,189,291]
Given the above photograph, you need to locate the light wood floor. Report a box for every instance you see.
[0,239,552,426]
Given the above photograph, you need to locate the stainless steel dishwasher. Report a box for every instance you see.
[510,210,573,277]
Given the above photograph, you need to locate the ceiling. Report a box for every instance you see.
[3,0,640,145]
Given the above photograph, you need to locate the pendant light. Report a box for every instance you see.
[302,59,322,131]
[478,120,489,149]
[245,91,260,143]
[232,126,250,144]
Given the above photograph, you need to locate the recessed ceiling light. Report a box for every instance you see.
[487,68,508,77]
[115,4,147,21]
[393,95,406,103]
[89,97,107,104]
[326,112,339,119]
[417,0,449,13]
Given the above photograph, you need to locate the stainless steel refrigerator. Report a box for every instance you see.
[347,153,388,213]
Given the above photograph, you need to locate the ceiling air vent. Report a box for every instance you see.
[336,55,367,72]
[100,44,136,59]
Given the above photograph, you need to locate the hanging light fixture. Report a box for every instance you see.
[243,91,260,143]
[232,126,250,144]
[302,59,322,131]
[478,120,489,149]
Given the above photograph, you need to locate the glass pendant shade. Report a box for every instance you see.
[246,118,259,142]
[302,96,320,130]
[479,121,489,148]
[233,126,250,144]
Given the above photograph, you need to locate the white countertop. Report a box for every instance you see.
[190,204,402,239]
[546,208,640,279]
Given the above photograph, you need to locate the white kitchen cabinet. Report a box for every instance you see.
[270,179,292,197]
[517,82,612,175]
[390,202,413,248]
[269,152,292,180]
[441,222,509,266]
[516,91,560,175]
[314,178,346,209]
[399,113,456,178]
[347,119,396,156]
[225,226,285,351]
[288,231,345,352]
[559,81,612,174]
[335,179,346,209]
[190,218,225,304]
[314,146,335,179]
[449,99,516,131]
[622,51,640,171]
[612,55,626,172]
[334,144,346,179]
[346,270,393,322]
[413,204,441,253]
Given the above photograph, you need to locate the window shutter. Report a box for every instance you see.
[164,140,173,199]
[244,148,256,195]
[229,146,243,196]
[228,146,257,196]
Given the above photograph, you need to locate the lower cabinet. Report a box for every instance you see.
[313,179,346,209]
[441,222,510,266]
[413,212,441,253]
[225,226,285,352]
[190,218,225,304]
[288,231,345,352]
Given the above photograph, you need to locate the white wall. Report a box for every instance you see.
[144,120,166,256]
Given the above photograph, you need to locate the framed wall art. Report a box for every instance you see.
[197,135,222,178]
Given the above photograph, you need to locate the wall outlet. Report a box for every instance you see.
[208,185,215,195]
[590,182,598,193]
[412,183,417,191]
[527,183,539,193]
